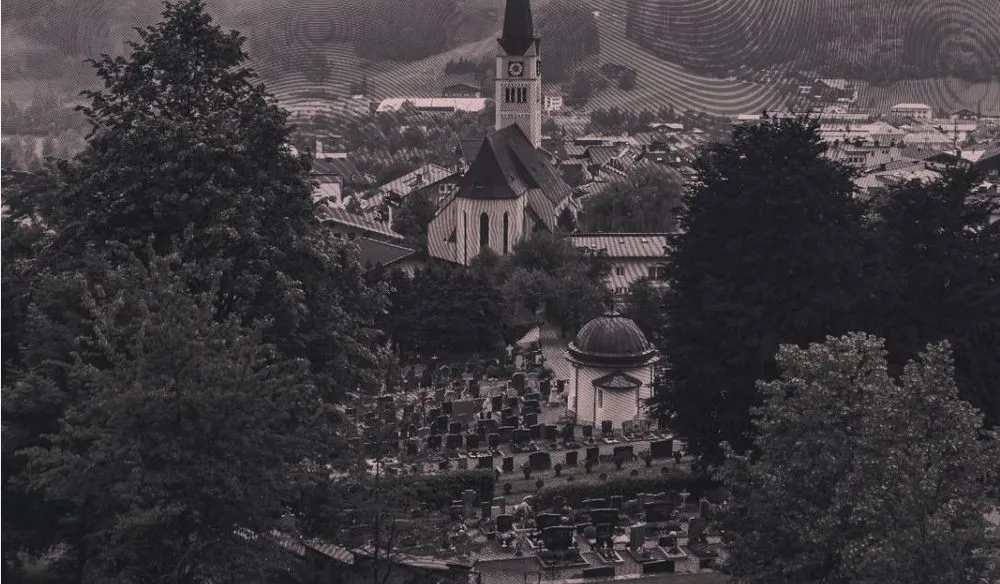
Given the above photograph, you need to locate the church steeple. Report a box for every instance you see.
[499,0,538,56]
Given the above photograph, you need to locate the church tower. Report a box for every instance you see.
[495,0,542,150]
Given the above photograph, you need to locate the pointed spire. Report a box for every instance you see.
[499,0,537,56]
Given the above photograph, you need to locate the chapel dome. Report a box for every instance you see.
[567,313,658,366]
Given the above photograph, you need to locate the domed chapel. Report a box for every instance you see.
[564,313,660,429]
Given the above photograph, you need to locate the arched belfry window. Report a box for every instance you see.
[502,212,510,254]
[480,213,490,249]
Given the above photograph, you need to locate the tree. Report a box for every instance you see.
[652,116,876,464]
[2,0,384,574]
[578,165,684,233]
[617,69,637,91]
[568,71,593,104]
[718,333,1000,584]
[391,190,437,254]
[869,168,1000,427]
[622,278,668,347]
[13,254,329,582]
[555,206,577,233]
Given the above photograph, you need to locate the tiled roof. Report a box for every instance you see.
[586,146,619,166]
[559,162,589,187]
[378,163,456,198]
[312,157,368,184]
[457,125,572,206]
[318,206,405,241]
[304,540,355,565]
[568,234,670,259]
[354,237,417,267]
[460,138,486,161]
[377,98,491,113]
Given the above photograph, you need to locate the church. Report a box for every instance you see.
[426,0,579,265]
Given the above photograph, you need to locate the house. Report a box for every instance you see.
[543,94,564,112]
[568,233,669,297]
[973,147,1000,179]
[309,146,373,206]
[890,103,934,120]
[317,206,417,272]
[376,97,491,114]
[365,163,462,217]
[426,0,580,266]
[565,314,660,429]
[442,81,482,98]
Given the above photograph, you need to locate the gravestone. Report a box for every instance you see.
[586,447,600,464]
[553,496,567,512]
[687,517,707,541]
[446,434,463,450]
[641,560,675,574]
[594,523,615,546]
[427,434,441,450]
[613,445,634,463]
[700,498,713,519]
[525,392,542,403]
[434,388,445,402]
[565,450,579,467]
[501,407,515,420]
[562,424,575,442]
[542,525,575,551]
[602,420,614,435]
[481,501,492,519]
[436,415,450,433]
[512,372,526,393]
[540,378,552,396]
[590,508,617,525]
[528,451,552,472]
[513,428,531,445]
[644,502,671,523]
[502,416,519,429]
[463,489,476,517]
[405,441,418,456]
[496,514,514,532]
[466,434,480,451]
[449,504,463,521]
[523,400,540,414]
[523,412,538,428]
[502,456,515,473]
[629,523,646,549]
[442,401,453,415]
[493,497,506,512]
[488,433,500,450]
[582,425,593,439]
[477,455,493,469]
[557,379,566,393]
[449,422,463,434]
[478,418,498,434]
[491,396,504,411]
[498,426,515,443]
[536,513,561,531]
[507,396,520,409]
[543,425,558,441]
[622,420,635,436]
[610,495,623,509]
[529,424,542,440]
[650,439,673,459]
[429,407,441,419]
[665,490,681,507]
[457,456,469,470]
[468,380,480,398]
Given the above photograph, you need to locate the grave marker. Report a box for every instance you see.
[650,439,673,459]
[629,523,646,550]
[564,450,579,467]
[442,401,453,415]
[513,428,531,445]
[613,445,634,463]
[502,457,514,473]
[536,513,561,531]
[542,525,575,551]
[644,502,671,523]
[687,516,707,541]
[496,514,514,532]
[426,435,441,450]
[465,434,480,451]
[449,422,463,434]
[582,425,593,439]
[529,424,542,440]
[602,420,614,436]
[523,412,538,428]
[446,434,463,450]
[476,455,493,469]
[491,396,504,411]
[586,447,600,464]
[528,451,552,471]
[543,425,558,441]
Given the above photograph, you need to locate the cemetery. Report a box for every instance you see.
[325,318,729,582]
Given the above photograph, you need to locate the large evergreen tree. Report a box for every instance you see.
[652,116,876,464]
[2,0,383,575]
[578,165,684,233]
[719,333,1000,583]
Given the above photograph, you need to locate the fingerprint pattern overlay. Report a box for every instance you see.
[1,0,998,119]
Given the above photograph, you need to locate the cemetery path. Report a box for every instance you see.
[539,323,572,382]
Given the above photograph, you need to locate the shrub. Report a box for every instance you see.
[535,479,545,491]
[629,469,639,477]
[531,471,716,510]
[554,463,563,477]
[391,469,494,511]
[599,473,608,481]
[503,482,513,495]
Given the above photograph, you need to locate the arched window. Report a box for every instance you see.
[502,212,510,254]
[479,212,490,250]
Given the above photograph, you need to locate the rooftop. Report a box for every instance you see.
[318,206,405,241]
[568,234,670,259]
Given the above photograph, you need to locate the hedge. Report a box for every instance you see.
[393,469,495,511]
[531,471,716,509]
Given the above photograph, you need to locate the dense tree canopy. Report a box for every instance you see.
[578,165,684,233]
[652,116,876,464]
[719,333,1000,584]
[2,0,382,578]
[391,190,438,254]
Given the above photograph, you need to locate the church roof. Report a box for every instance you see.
[457,124,572,206]
[499,0,537,56]
[567,313,658,367]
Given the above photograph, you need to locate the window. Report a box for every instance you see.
[333,232,342,238]
[615,266,624,276]
[502,212,510,254]
[479,212,490,249]
[598,389,603,409]
[505,87,528,103]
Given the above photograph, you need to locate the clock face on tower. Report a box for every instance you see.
[508,61,524,77]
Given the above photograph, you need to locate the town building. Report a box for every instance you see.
[426,0,579,266]
[890,103,934,120]
[362,163,462,219]
[543,94,564,112]
[317,206,417,273]
[442,80,483,98]
[376,97,491,114]
[565,314,660,429]
[568,234,669,298]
